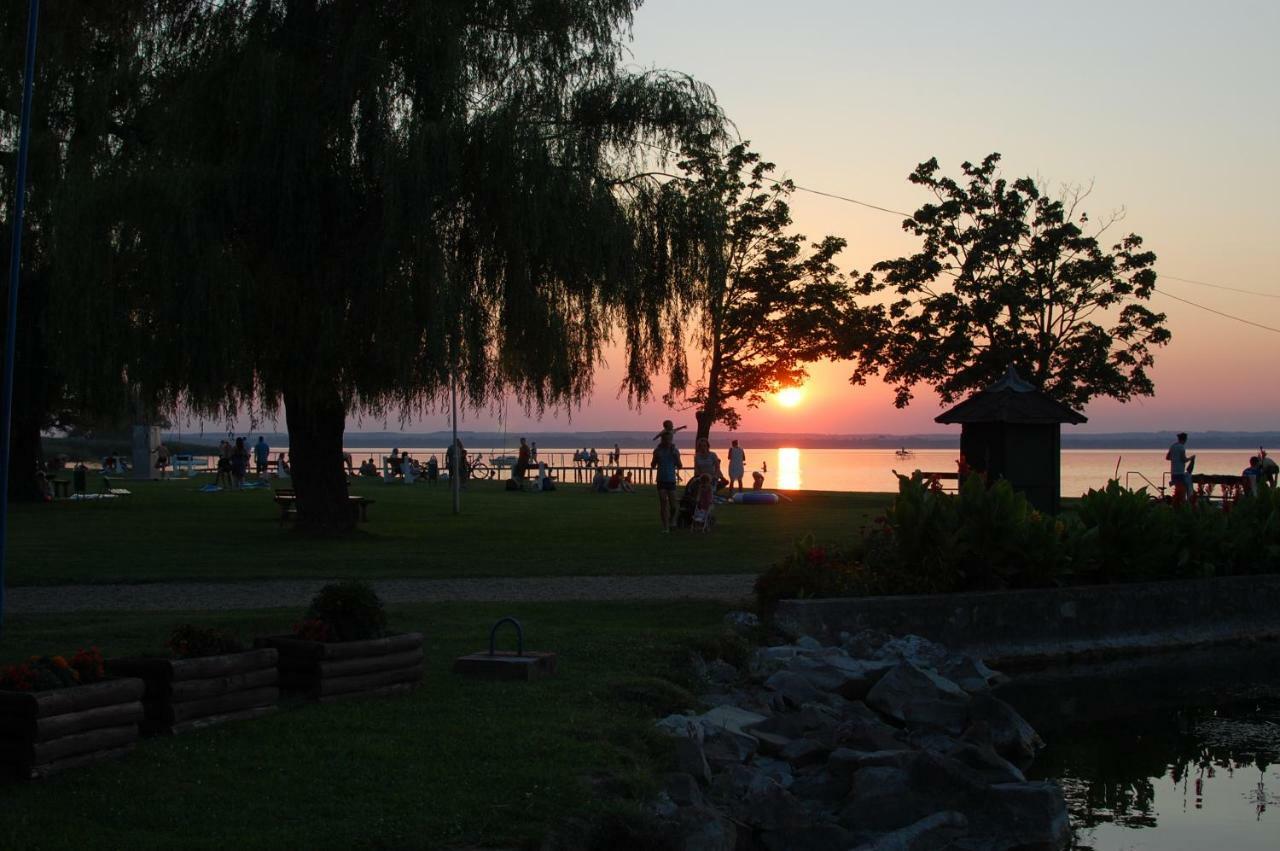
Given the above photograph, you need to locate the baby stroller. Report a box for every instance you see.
[677,475,715,532]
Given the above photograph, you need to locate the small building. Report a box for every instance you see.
[934,367,1087,514]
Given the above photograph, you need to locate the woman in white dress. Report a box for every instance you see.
[727,439,746,492]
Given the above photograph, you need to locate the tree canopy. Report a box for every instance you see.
[37,0,721,527]
[642,142,851,440]
[845,153,1168,410]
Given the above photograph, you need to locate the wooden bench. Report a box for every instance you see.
[274,490,374,524]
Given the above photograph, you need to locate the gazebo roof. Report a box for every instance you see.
[935,367,1087,425]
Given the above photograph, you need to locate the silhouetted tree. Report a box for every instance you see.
[845,153,1168,409]
[646,142,851,442]
[61,1,718,530]
[1,4,145,498]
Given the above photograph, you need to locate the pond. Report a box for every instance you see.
[999,644,1280,850]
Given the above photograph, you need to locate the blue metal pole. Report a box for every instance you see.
[0,0,42,635]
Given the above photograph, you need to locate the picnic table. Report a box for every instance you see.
[273,490,375,524]
[1191,473,1249,506]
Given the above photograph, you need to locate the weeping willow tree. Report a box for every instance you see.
[58,0,719,530]
[0,4,147,499]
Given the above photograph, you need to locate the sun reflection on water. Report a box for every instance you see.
[777,447,801,490]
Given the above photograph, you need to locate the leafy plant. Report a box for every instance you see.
[298,581,387,643]
[0,648,106,692]
[166,624,245,659]
[754,534,869,614]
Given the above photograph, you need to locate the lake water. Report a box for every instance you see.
[319,446,1257,498]
[1006,644,1280,850]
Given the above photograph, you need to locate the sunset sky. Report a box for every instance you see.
[346,1,1279,437]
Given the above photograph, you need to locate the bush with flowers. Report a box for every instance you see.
[0,647,106,692]
[291,580,386,642]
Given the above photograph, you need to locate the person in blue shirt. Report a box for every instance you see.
[254,436,271,476]
[650,430,683,532]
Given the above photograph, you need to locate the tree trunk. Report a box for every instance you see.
[7,413,44,502]
[283,388,353,534]
[695,409,715,444]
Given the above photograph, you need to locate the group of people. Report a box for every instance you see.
[212,436,287,488]
[1166,432,1277,505]
[648,421,758,532]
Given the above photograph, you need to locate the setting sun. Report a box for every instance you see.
[775,387,805,408]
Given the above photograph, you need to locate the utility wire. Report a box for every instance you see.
[1160,274,1280,300]
[1153,290,1280,334]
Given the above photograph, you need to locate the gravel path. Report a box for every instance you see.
[4,574,758,614]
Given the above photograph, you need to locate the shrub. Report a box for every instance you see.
[0,648,106,692]
[753,535,869,615]
[297,580,386,642]
[166,625,245,659]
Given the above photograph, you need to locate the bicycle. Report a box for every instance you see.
[465,453,491,481]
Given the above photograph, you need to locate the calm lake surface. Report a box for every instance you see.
[1006,645,1280,850]
[322,446,1258,498]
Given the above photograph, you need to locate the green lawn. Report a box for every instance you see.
[0,601,728,849]
[9,475,887,585]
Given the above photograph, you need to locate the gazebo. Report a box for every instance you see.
[934,366,1087,514]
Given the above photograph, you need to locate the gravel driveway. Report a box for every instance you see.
[5,574,758,614]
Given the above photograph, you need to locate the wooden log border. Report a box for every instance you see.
[0,678,144,781]
[257,633,424,701]
[107,651,280,736]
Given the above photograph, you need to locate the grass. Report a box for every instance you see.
[9,474,887,585]
[0,600,729,850]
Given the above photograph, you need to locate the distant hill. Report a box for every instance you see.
[161,429,1280,451]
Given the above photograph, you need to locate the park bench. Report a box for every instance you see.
[274,489,374,524]
[171,454,204,477]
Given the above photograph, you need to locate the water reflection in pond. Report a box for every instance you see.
[1002,645,1280,850]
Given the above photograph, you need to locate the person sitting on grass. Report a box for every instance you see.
[360,457,380,477]
[592,466,609,493]
[607,468,624,493]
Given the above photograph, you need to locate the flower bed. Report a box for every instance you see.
[107,649,279,735]
[254,633,423,702]
[0,650,144,780]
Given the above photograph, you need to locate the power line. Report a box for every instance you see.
[1153,289,1280,334]
[1161,274,1280,300]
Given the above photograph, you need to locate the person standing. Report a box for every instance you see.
[216,440,233,488]
[693,437,722,489]
[516,437,531,481]
[588,447,599,468]
[727,439,746,492]
[254,436,271,477]
[154,441,170,480]
[1260,449,1278,489]
[650,430,682,532]
[529,441,538,463]
[1166,432,1194,506]
[230,437,250,489]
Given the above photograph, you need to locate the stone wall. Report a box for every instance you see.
[774,575,1280,665]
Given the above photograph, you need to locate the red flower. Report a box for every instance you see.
[805,546,827,564]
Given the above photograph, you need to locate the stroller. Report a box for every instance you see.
[677,475,715,532]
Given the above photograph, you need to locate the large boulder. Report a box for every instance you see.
[866,663,970,725]
[851,811,969,851]
[673,804,737,851]
[967,694,1044,764]
[964,781,1071,850]
[764,670,824,708]
[760,822,859,851]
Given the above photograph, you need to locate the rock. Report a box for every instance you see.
[779,737,831,767]
[664,772,704,807]
[900,697,972,735]
[788,765,850,802]
[674,736,712,785]
[967,694,1044,764]
[723,610,760,636]
[827,747,917,780]
[795,635,824,651]
[833,716,907,752]
[866,663,970,725]
[784,656,891,701]
[965,781,1070,850]
[908,730,1025,784]
[706,660,739,685]
[701,705,768,736]
[874,635,950,670]
[842,629,894,659]
[751,755,795,789]
[851,811,969,851]
[656,714,705,740]
[764,670,824,708]
[938,656,1001,694]
[751,730,793,755]
[710,763,764,799]
[903,750,989,811]
[750,646,801,679]
[702,726,758,770]
[760,822,858,851]
[651,790,679,819]
[687,651,711,687]
[743,783,809,832]
[840,766,928,832]
[674,804,737,851]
